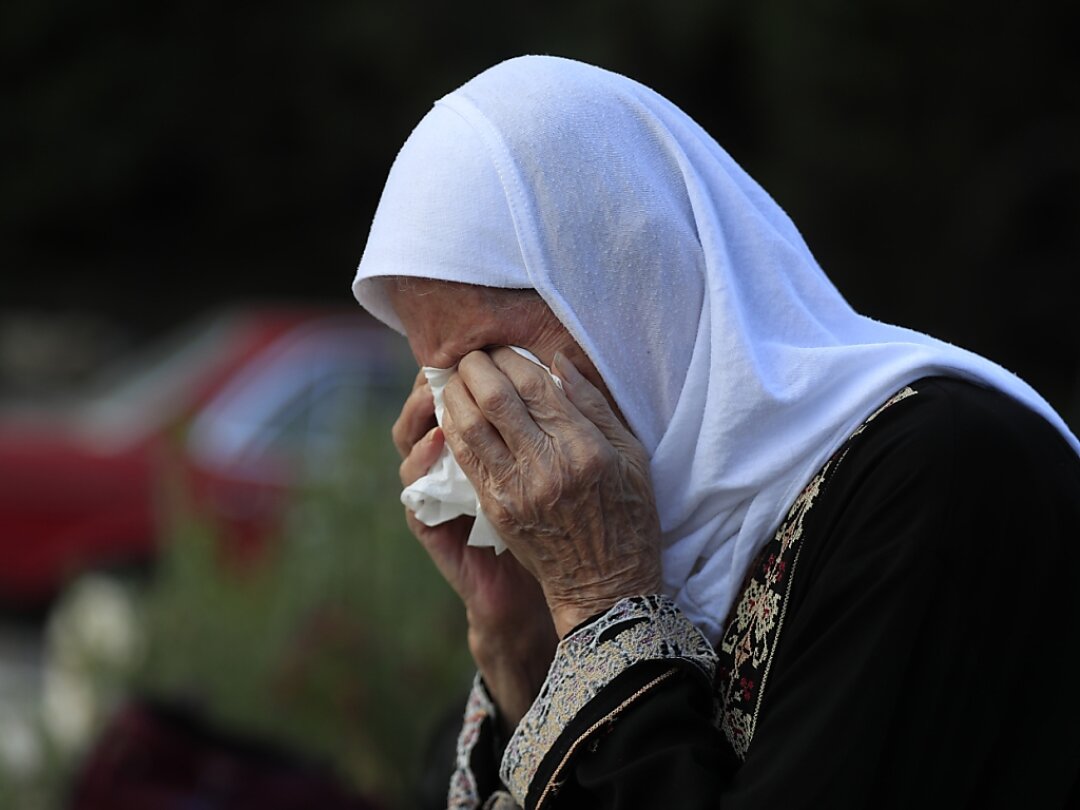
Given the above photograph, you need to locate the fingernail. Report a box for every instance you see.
[552,350,577,379]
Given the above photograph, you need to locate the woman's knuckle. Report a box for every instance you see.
[457,413,488,445]
[516,372,548,402]
[458,351,485,371]
[477,386,512,416]
[536,473,563,505]
[579,441,613,476]
[579,455,603,479]
[392,436,411,461]
[490,490,512,516]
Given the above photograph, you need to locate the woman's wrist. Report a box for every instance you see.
[551,602,613,640]
[468,623,556,731]
[548,575,664,639]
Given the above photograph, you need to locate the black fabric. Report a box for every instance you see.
[546,661,735,809]
[539,378,1080,808]
[472,684,512,801]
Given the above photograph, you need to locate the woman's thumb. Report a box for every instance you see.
[552,351,628,444]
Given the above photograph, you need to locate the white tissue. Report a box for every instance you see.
[401,347,562,554]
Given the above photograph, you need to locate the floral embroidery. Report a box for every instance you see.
[501,595,717,806]
[450,385,921,802]
[715,385,918,761]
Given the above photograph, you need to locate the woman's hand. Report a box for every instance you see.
[393,369,557,727]
[441,348,662,639]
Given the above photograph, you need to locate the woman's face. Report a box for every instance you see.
[383,277,618,414]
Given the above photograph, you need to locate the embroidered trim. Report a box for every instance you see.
[534,668,679,810]
[715,385,918,760]
[500,595,717,806]
[450,672,498,809]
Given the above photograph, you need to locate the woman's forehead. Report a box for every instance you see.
[384,277,541,319]
[381,277,552,364]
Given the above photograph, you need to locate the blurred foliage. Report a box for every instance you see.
[2,0,1078,420]
[139,421,473,805]
[0,422,474,809]
[0,575,145,809]
[137,422,473,805]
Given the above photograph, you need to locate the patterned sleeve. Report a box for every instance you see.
[448,673,520,809]
[498,595,717,808]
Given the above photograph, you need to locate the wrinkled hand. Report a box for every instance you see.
[441,348,662,639]
[392,369,557,726]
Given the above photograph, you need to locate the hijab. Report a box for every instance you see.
[353,55,1079,643]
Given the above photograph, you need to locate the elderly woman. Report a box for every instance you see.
[352,57,1080,809]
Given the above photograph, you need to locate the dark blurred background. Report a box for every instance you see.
[4,0,1079,427]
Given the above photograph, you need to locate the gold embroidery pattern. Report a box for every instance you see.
[501,595,717,806]
[715,386,918,760]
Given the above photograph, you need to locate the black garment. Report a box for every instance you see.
[523,378,1080,808]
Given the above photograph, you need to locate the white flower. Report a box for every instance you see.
[40,574,143,751]
[0,710,42,777]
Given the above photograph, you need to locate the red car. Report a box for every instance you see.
[0,306,411,608]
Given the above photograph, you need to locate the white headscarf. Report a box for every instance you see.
[353,55,1079,643]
